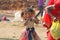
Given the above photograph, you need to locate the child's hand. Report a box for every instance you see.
[24,22,28,26]
[24,19,28,26]
[32,17,39,24]
[34,17,39,24]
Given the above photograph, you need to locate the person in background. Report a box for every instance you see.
[37,0,46,17]
[42,0,60,40]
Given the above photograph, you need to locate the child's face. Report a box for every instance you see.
[22,12,35,20]
[27,12,35,18]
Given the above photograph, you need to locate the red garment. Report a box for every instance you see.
[47,31,60,40]
[51,8,60,20]
[42,11,52,29]
[47,0,54,6]
[20,30,28,40]
[43,0,60,40]
[2,16,6,20]
[42,0,54,29]
[47,31,54,40]
[43,0,60,29]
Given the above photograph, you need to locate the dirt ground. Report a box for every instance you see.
[0,10,47,40]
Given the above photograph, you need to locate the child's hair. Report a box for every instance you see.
[21,12,24,17]
[21,7,35,20]
[24,7,35,13]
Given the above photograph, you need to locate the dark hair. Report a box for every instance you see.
[25,7,34,13]
[30,5,34,8]
[21,7,35,17]
[21,12,24,17]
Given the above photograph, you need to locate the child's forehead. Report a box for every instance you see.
[24,12,34,14]
[26,12,33,13]
[23,7,35,15]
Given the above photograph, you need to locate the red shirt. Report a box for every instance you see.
[47,0,60,19]
[43,0,60,29]
[51,8,60,20]
[47,0,54,6]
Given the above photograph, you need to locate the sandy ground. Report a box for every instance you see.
[0,21,47,40]
[0,10,47,40]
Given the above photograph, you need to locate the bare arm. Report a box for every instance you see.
[45,5,56,18]
[34,17,39,24]
[24,18,29,26]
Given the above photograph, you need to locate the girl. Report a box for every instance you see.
[20,7,40,40]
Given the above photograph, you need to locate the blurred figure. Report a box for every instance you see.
[42,0,60,40]
[37,0,46,17]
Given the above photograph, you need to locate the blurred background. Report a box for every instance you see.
[0,0,49,40]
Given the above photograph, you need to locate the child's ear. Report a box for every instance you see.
[22,13,27,20]
[21,12,24,17]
